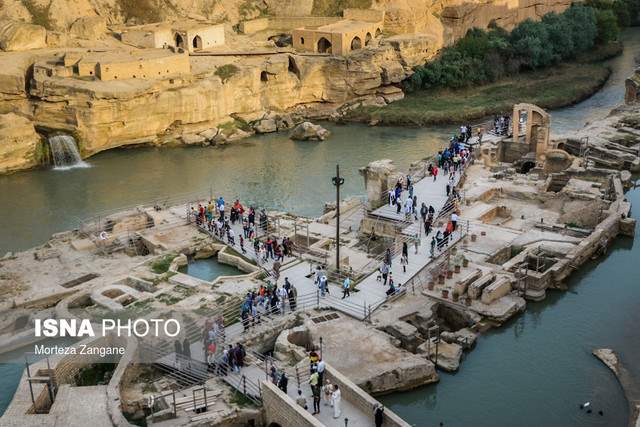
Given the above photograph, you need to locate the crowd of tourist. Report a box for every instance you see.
[493,114,512,136]
[376,131,471,298]
[190,197,295,265]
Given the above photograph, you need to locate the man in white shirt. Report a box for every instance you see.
[316,358,326,386]
[451,212,459,231]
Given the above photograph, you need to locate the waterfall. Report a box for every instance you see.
[48,135,89,170]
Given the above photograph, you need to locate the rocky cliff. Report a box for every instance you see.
[0,113,43,173]
[0,0,576,173]
[24,38,429,156]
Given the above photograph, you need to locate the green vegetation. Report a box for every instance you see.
[74,363,117,386]
[311,0,372,16]
[157,293,183,305]
[230,391,257,408]
[586,0,640,26]
[214,64,240,83]
[347,1,638,126]
[150,254,177,274]
[350,62,611,125]
[21,0,52,30]
[117,0,162,24]
[405,5,612,91]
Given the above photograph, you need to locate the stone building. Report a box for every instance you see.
[37,49,191,81]
[95,50,190,81]
[292,19,383,55]
[120,21,225,52]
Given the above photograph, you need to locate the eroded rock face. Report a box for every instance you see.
[0,20,46,51]
[0,113,42,174]
[289,121,330,141]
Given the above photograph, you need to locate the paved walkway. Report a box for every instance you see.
[189,163,467,321]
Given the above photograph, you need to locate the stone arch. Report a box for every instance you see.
[192,35,203,50]
[317,37,332,54]
[175,33,185,49]
[375,28,382,37]
[351,36,362,50]
[365,32,372,46]
[521,161,536,174]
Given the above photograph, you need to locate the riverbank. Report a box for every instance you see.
[345,42,622,126]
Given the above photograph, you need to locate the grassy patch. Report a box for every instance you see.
[230,390,257,408]
[151,254,177,274]
[311,0,372,16]
[347,62,611,126]
[157,293,183,306]
[215,64,240,83]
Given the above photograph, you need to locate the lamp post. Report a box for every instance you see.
[332,164,345,273]
[319,337,323,359]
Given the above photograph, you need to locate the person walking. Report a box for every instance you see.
[331,385,342,418]
[451,212,459,231]
[316,358,326,387]
[341,277,351,299]
[380,262,389,285]
[288,284,298,311]
[278,371,288,394]
[374,404,385,427]
[401,253,408,273]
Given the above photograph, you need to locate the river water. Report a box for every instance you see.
[0,29,638,421]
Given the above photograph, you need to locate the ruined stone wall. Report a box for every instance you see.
[261,380,324,427]
[325,364,411,427]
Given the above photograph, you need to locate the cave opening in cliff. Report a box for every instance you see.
[365,32,372,46]
[351,36,362,50]
[175,33,185,49]
[317,37,332,54]
[375,28,382,38]
[288,56,301,79]
[192,35,202,50]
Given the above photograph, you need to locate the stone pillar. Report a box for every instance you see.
[359,159,396,209]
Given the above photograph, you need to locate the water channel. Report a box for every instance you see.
[0,29,638,423]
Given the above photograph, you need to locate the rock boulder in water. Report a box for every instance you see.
[290,121,330,141]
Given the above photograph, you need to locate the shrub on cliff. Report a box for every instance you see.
[405,4,601,91]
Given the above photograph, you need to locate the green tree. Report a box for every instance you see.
[595,9,620,43]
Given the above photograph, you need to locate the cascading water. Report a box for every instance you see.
[47,135,89,170]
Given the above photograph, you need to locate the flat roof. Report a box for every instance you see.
[315,19,380,33]
[79,49,186,65]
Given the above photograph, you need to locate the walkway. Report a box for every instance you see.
[189,162,468,321]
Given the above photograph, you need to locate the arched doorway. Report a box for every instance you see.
[365,32,372,46]
[351,36,362,50]
[175,33,185,49]
[317,37,332,54]
[192,35,203,50]
[375,28,382,38]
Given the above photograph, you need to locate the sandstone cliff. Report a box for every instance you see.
[0,0,576,173]
[25,37,431,156]
[0,113,43,173]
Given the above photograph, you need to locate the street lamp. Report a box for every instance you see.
[332,164,345,273]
